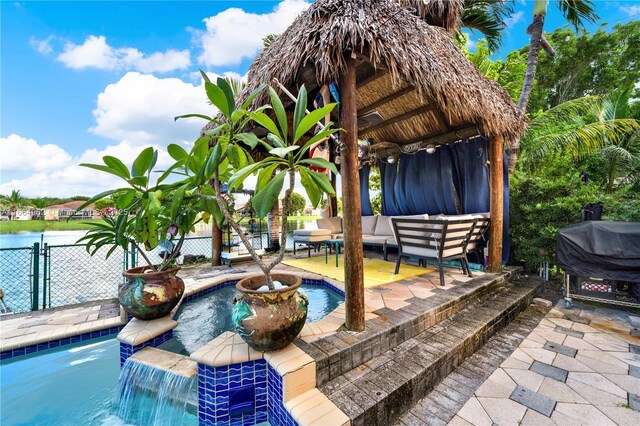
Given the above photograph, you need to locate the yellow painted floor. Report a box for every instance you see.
[282,254,431,288]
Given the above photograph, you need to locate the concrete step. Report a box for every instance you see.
[296,269,522,389]
[318,278,541,426]
[395,306,546,425]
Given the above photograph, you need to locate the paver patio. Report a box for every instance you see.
[448,301,640,426]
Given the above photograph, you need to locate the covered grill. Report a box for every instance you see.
[557,221,640,307]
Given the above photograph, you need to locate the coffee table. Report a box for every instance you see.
[325,239,344,267]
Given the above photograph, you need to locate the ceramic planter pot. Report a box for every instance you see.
[232,273,308,352]
[120,266,185,320]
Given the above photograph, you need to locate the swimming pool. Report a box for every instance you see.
[159,282,344,355]
[0,337,198,426]
[1,280,343,425]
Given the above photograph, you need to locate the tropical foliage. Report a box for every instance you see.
[0,190,27,220]
[287,193,307,216]
[521,85,640,193]
[175,74,339,288]
[76,147,207,271]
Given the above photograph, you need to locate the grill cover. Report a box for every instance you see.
[556,221,640,282]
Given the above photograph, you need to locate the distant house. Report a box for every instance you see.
[1,207,42,220]
[44,201,96,221]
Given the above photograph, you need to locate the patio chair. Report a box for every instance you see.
[391,218,478,286]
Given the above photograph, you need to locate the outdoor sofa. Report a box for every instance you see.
[308,214,490,285]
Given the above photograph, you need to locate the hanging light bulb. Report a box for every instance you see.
[387,155,396,164]
[426,144,436,154]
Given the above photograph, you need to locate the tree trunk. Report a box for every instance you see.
[339,54,365,332]
[267,201,281,251]
[510,4,547,173]
[211,221,222,266]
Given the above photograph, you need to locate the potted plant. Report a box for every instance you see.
[175,75,339,351]
[75,147,209,320]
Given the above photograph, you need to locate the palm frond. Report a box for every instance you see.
[530,119,640,161]
[460,0,514,52]
[556,0,598,30]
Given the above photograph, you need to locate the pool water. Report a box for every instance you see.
[159,283,343,355]
[1,338,121,425]
[0,338,198,426]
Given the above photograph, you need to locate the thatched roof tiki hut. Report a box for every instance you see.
[226,0,527,331]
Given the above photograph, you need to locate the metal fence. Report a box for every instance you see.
[0,246,35,313]
[0,229,308,315]
[0,236,217,314]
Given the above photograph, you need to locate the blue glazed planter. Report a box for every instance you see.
[232,274,308,352]
[120,266,185,320]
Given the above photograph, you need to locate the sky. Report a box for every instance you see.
[1,0,638,198]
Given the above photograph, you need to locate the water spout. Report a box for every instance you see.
[110,348,197,426]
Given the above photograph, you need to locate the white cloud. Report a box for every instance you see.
[57,35,190,73]
[505,11,525,28]
[621,5,640,16]
[1,72,215,197]
[0,134,73,172]
[196,0,310,66]
[29,36,55,54]
[90,72,213,147]
[0,139,174,198]
[465,33,477,51]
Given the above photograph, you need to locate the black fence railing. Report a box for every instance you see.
[0,224,311,315]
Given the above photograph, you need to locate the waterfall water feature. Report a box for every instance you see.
[111,357,197,426]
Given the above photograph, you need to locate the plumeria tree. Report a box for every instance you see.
[175,74,339,289]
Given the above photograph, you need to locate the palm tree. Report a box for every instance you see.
[459,0,514,52]
[508,0,598,171]
[522,85,640,193]
[0,190,26,220]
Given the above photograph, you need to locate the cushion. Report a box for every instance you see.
[387,214,429,236]
[294,235,332,243]
[362,235,388,245]
[385,236,397,247]
[361,216,378,235]
[390,216,433,250]
[402,245,464,259]
[374,215,393,236]
[431,214,476,250]
[316,217,342,234]
[293,229,332,236]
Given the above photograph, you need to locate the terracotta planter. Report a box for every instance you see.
[232,273,308,352]
[120,266,185,320]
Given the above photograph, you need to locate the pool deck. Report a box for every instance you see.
[440,301,640,426]
[2,250,639,424]
[0,250,478,353]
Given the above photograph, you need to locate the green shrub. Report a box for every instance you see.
[509,173,600,271]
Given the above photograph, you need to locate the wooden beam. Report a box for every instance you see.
[359,85,415,115]
[489,135,504,273]
[360,103,437,136]
[357,68,387,89]
[369,125,480,157]
[339,55,365,332]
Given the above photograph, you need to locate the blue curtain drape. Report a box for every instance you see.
[377,137,510,263]
[379,149,458,216]
[449,137,510,263]
[359,164,374,216]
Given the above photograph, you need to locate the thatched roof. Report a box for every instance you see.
[207,0,526,146]
[397,0,463,33]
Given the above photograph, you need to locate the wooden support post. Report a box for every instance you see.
[339,55,365,331]
[489,135,504,273]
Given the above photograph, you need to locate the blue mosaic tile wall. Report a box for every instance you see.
[198,360,269,426]
[119,329,174,366]
[267,364,297,426]
[0,325,123,361]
